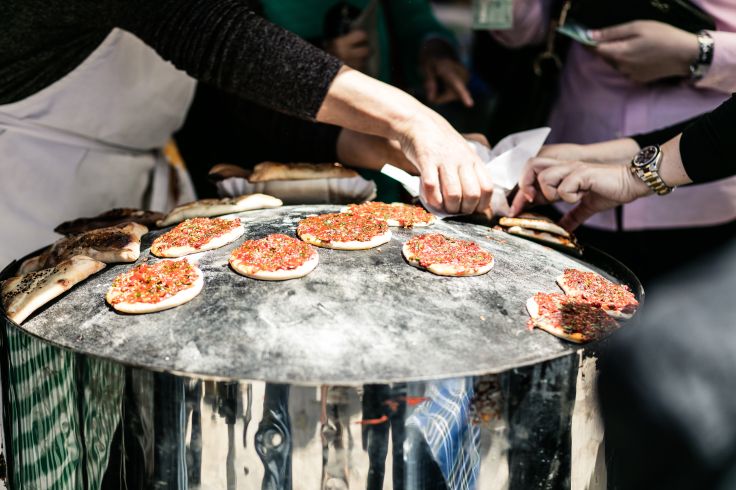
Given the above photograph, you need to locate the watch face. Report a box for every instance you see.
[633,145,658,168]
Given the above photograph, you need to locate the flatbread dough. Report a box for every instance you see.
[151,218,244,258]
[106,259,203,314]
[158,194,282,227]
[19,222,147,274]
[249,162,359,182]
[2,255,106,324]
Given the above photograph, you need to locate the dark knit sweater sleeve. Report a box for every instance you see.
[679,95,736,184]
[117,0,343,120]
[631,117,697,148]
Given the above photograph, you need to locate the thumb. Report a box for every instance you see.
[559,196,600,231]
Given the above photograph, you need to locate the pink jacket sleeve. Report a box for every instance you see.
[490,0,554,48]
[695,30,736,93]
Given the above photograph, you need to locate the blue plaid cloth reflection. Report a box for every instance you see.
[406,377,481,490]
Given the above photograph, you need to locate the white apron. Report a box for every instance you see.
[0,28,197,268]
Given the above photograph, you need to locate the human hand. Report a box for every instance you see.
[325,30,371,71]
[510,158,651,230]
[422,57,474,107]
[590,21,699,84]
[316,67,491,214]
[336,130,489,176]
[420,39,473,107]
[394,109,493,214]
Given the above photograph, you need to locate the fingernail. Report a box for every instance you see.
[525,193,534,203]
[588,30,599,40]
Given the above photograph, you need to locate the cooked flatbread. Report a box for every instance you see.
[299,231,392,250]
[150,218,244,258]
[230,234,319,280]
[54,208,165,235]
[526,292,619,343]
[506,226,581,252]
[556,269,638,319]
[2,255,106,324]
[249,162,359,183]
[402,234,494,277]
[158,194,283,227]
[296,213,392,250]
[499,213,569,238]
[341,202,436,227]
[19,223,148,274]
[106,259,203,314]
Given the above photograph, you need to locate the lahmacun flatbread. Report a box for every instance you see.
[402,233,494,277]
[341,202,436,227]
[54,208,164,235]
[2,255,106,324]
[106,259,203,314]
[248,162,359,182]
[499,213,570,238]
[19,222,147,274]
[526,292,620,343]
[506,226,581,252]
[557,268,638,319]
[297,213,391,250]
[158,193,282,227]
[230,234,319,280]
[151,218,244,258]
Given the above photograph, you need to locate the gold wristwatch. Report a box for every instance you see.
[630,145,676,196]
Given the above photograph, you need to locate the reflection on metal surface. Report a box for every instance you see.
[2,323,591,489]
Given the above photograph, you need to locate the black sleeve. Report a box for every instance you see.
[679,95,736,184]
[116,0,343,120]
[630,117,698,148]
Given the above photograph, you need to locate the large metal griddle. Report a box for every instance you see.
[1,205,642,385]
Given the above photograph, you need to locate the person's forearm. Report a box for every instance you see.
[336,130,418,175]
[580,138,641,163]
[316,67,423,141]
[660,135,692,187]
[316,67,492,215]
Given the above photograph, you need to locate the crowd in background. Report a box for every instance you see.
[3,0,736,488]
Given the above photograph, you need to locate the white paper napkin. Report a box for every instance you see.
[381,127,551,218]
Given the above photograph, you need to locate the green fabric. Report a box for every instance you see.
[261,0,457,202]
[5,323,124,489]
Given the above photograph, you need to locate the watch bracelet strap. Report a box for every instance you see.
[691,30,714,80]
[631,166,674,195]
[696,30,714,65]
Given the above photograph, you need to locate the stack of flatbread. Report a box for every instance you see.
[2,193,285,323]
[496,213,582,254]
[209,162,376,205]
